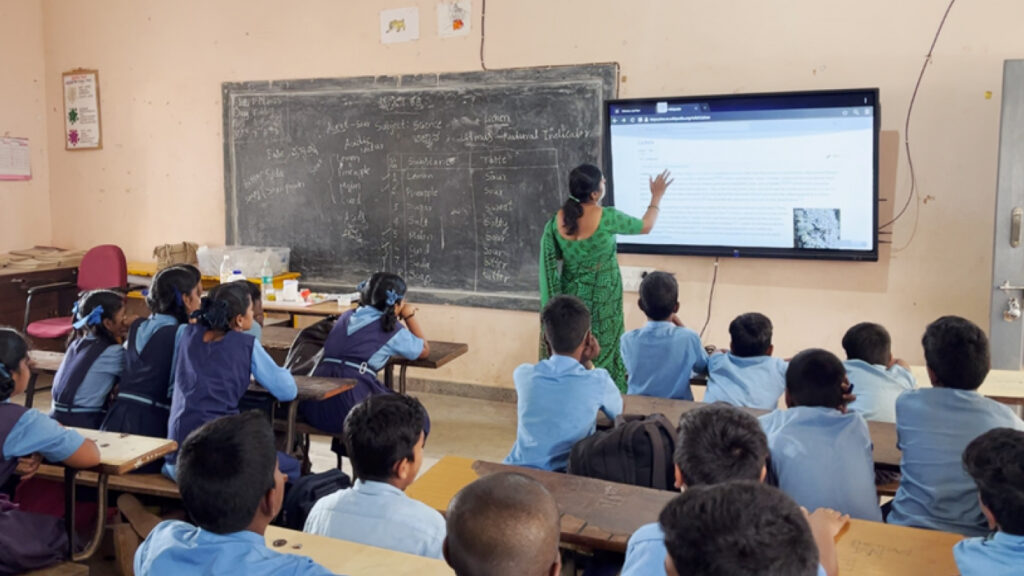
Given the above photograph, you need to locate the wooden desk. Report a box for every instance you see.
[264,300,351,327]
[248,376,356,455]
[385,341,470,394]
[26,350,65,408]
[264,526,454,575]
[126,261,300,292]
[262,325,299,355]
[837,519,961,576]
[911,365,1024,406]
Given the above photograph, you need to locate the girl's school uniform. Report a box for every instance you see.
[50,334,124,429]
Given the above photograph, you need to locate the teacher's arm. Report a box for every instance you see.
[640,170,673,234]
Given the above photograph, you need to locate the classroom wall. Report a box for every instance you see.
[36,0,1024,389]
[0,0,52,252]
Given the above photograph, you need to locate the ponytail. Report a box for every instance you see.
[564,164,603,236]
[72,290,125,345]
[363,272,407,333]
[0,327,30,402]
[193,282,251,332]
[148,264,202,324]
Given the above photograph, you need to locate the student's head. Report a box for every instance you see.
[728,313,773,357]
[176,411,284,534]
[193,281,253,333]
[922,316,990,390]
[0,327,31,402]
[72,289,128,344]
[784,348,848,410]
[541,295,591,355]
[963,427,1024,535]
[233,280,264,327]
[343,394,428,488]
[444,472,561,576]
[660,481,820,576]
[841,322,891,366]
[674,404,769,489]
[359,272,407,333]
[147,264,202,323]
[638,271,679,322]
[562,163,604,236]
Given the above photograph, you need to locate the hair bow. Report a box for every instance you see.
[0,362,9,380]
[73,305,105,330]
[71,301,80,319]
[356,279,368,292]
[172,286,184,308]
[385,289,402,307]
[569,196,582,203]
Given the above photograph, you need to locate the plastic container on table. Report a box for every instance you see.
[198,246,290,278]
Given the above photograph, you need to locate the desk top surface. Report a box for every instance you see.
[264,300,351,316]
[248,375,356,402]
[264,526,453,575]
[260,326,468,369]
[67,428,177,475]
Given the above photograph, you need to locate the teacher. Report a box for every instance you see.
[539,163,673,391]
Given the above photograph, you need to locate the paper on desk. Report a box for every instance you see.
[0,138,31,180]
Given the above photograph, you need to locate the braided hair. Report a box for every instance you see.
[72,290,126,345]
[193,282,252,332]
[148,264,202,324]
[360,272,407,333]
[0,327,30,402]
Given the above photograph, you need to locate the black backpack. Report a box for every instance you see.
[283,315,339,376]
[568,413,677,491]
[276,468,351,529]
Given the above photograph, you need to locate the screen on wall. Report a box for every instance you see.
[604,89,879,261]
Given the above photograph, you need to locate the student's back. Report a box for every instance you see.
[841,322,916,423]
[704,313,786,409]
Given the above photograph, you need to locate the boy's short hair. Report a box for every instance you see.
[675,404,768,486]
[343,394,427,483]
[841,322,891,366]
[541,295,591,355]
[177,411,276,534]
[729,313,773,357]
[445,472,560,576]
[660,481,820,576]
[234,279,261,303]
[963,427,1024,535]
[922,316,990,390]
[638,271,678,321]
[786,348,847,409]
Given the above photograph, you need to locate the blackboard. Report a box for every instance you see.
[223,64,618,310]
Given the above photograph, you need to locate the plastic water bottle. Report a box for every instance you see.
[219,254,232,284]
[227,269,247,282]
[260,257,275,301]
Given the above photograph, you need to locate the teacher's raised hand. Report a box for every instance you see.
[641,169,673,234]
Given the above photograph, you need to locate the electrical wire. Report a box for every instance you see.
[699,258,720,339]
[479,0,489,70]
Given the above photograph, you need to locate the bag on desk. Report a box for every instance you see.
[283,315,339,376]
[568,413,676,491]
[152,242,198,270]
[275,468,351,530]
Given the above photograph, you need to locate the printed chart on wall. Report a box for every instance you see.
[62,69,102,150]
[0,138,31,181]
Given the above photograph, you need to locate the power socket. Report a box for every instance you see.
[620,266,651,293]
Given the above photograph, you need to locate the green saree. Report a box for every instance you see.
[539,207,644,392]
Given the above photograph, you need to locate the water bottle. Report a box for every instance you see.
[260,257,275,301]
[219,253,232,284]
[227,269,247,282]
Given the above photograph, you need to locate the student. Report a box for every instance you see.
[841,322,916,423]
[759,348,882,521]
[0,327,101,573]
[134,412,337,575]
[620,271,707,400]
[304,394,444,559]
[504,295,622,471]
[889,316,1024,536]
[704,312,787,409]
[954,428,1024,575]
[236,279,264,342]
[102,265,202,439]
[50,289,128,429]
[164,282,298,481]
[443,472,561,576]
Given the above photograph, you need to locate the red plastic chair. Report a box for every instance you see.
[23,245,129,342]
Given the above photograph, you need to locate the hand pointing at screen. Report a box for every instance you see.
[641,169,673,234]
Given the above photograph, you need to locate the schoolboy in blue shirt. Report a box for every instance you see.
[620,271,707,400]
[841,322,916,423]
[889,316,1024,536]
[759,349,882,521]
[704,312,787,409]
[505,295,622,471]
[953,428,1024,576]
[134,412,338,575]
[304,394,445,559]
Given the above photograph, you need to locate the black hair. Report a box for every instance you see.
[729,313,773,357]
[360,272,407,333]
[176,411,277,534]
[562,164,603,236]
[343,394,427,483]
[193,282,252,332]
[639,271,678,321]
[922,316,990,390]
[675,404,768,486]
[541,295,591,355]
[0,327,30,402]
[785,348,847,409]
[147,264,202,324]
[660,481,820,576]
[234,279,261,303]
[963,427,1024,535]
[842,322,891,366]
[72,289,125,345]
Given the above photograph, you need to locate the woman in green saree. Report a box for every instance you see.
[539,163,673,391]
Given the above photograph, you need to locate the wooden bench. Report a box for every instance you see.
[34,463,180,500]
[23,562,89,576]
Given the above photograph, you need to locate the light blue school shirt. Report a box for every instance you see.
[2,407,86,461]
[348,306,425,370]
[504,354,623,471]
[843,359,916,423]
[50,334,124,413]
[621,522,828,576]
[705,354,787,409]
[889,388,1024,536]
[134,520,338,576]
[620,321,708,400]
[954,531,1024,576]
[303,479,445,559]
[759,407,882,521]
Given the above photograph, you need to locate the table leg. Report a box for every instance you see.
[72,473,109,561]
[384,363,395,391]
[285,401,298,457]
[64,467,77,557]
[25,373,38,409]
[399,364,409,395]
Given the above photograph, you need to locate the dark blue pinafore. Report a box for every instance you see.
[51,336,116,429]
[101,318,177,439]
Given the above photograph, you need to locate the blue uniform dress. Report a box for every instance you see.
[843,359,916,423]
[704,354,787,410]
[134,520,338,576]
[504,355,623,471]
[889,388,1024,536]
[50,334,124,429]
[303,479,446,559]
[1,402,87,572]
[759,407,882,521]
[620,321,708,400]
[953,532,1024,576]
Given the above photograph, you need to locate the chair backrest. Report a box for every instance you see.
[77,245,128,292]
